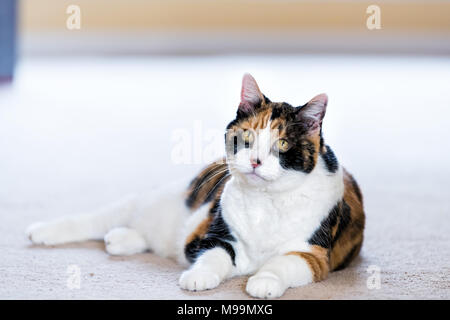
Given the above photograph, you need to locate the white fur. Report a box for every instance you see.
[26,121,343,299]
[104,227,147,256]
[26,180,192,259]
[246,255,313,298]
[222,158,343,280]
[26,195,138,245]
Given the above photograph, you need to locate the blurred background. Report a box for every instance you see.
[0,0,449,299]
[16,0,450,55]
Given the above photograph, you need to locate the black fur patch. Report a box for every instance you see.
[308,200,352,249]
[279,139,316,173]
[270,102,298,122]
[233,135,238,155]
[184,201,236,265]
[226,118,239,130]
[308,201,340,249]
[331,200,351,247]
[270,107,282,120]
[321,145,339,173]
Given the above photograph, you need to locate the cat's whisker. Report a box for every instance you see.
[190,167,229,192]
[202,173,231,202]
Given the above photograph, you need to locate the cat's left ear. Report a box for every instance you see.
[296,93,328,134]
[238,73,265,113]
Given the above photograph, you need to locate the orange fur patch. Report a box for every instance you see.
[185,215,214,245]
[239,108,272,131]
[286,245,330,282]
[329,169,365,271]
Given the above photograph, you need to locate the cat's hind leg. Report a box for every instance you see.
[104,227,148,256]
[26,195,137,246]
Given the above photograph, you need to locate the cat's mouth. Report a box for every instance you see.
[245,171,269,182]
[229,164,271,182]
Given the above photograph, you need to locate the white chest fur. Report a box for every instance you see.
[221,158,344,275]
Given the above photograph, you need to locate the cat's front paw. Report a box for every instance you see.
[26,222,66,245]
[246,272,286,299]
[179,268,221,291]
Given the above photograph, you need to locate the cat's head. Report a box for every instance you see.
[225,74,328,188]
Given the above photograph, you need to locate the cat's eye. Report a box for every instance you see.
[241,130,254,143]
[276,139,289,152]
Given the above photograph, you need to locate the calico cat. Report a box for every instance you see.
[26,74,365,298]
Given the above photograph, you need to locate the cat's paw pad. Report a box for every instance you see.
[26,222,65,245]
[179,269,221,291]
[246,272,286,299]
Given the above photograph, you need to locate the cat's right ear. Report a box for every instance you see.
[296,93,328,135]
[238,73,264,113]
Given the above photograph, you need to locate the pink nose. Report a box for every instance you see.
[251,158,262,168]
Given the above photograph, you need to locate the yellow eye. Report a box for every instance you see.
[276,139,289,152]
[242,130,254,143]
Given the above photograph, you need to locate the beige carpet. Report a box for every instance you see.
[1,55,449,299]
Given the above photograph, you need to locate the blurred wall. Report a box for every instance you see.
[19,0,450,55]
